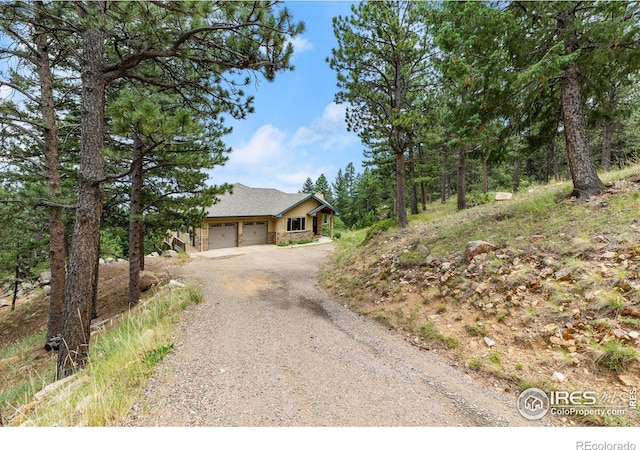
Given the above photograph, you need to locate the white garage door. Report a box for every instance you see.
[243,221,268,246]
[208,222,238,249]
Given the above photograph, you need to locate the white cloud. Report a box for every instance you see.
[216,103,360,193]
[275,170,322,186]
[290,102,355,150]
[0,84,12,100]
[231,124,286,164]
[288,36,314,53]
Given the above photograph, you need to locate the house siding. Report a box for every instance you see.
[276,198,319,232]
[273,197,322,245]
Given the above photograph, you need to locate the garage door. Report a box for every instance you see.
[243,221,268,246]
[208,222,238,249]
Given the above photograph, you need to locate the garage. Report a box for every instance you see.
[243,221,268,246]
[208,222,238,249]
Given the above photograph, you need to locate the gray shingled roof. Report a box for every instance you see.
[204,183,337,218]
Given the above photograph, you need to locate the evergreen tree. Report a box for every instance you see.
[332,169,351,227]
[505,1,640,198]
[107,86,230,307]
[301,177,315,194]
[328,1,435,228]
[314,174,332,202]
[433,1,514,209]
[0,0,78,347]
[0,1,305,378]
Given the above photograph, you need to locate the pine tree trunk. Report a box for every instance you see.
[481,158,488,194]
[57,23,106,379]
[601,120,613,171]
[559,64,605,197]
[395,148,408,229]
[11,263,19,312]
[408,146,418,215]
[139,222,145,272]
[92,251,99,320]
[513,145,520,193]
[457,145,466,210]
[35,16,66,345]
[557,10,605,199]
[544,141,556,183]
[441,144,448,204]
[128,136,144,307]
[417,143,426,211]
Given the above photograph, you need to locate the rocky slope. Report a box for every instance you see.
[323,174,640,426]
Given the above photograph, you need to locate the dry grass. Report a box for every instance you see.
[1,282,201,426]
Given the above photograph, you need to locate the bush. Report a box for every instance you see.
[100,228,126,259]
[597,341,638,371]
[466,191,492,207]
[333,216,348,230]
[362,218,398,245]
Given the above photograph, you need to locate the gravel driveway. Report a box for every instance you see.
[125,242,537,426]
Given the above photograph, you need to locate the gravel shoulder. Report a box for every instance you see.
[125,243,544,426]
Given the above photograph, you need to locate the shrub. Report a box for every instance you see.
[362,218,398,245]
[597,341,638,371]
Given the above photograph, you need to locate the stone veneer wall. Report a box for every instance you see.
[276,230,314,245]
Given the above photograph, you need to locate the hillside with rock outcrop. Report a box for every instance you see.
[322,169,640,426]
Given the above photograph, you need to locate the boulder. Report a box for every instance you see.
[552,371,566,383]
[163,250,179,258]
[618,374,640,387]
[465,240,496,262]
[169,279,185,288]
[554,268,573,282]
[622,307,640,318]
[139,271,160,292]
[483,336,496,347]
[39,270,52,286]
[495,192,513,201]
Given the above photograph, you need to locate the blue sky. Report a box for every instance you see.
[211,1,365,194]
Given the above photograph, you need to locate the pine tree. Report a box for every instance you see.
[0,1,78,346]
[1,1,305,378]
[301,177,315,194]
[328,1,435,228]
[505,1,640,198]
[107,86,230,307]
[314,174,332,202]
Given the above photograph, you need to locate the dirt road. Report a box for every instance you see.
[126,242,538,426]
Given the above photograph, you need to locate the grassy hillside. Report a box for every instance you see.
[0,260,198,426]
[322,165,640,427]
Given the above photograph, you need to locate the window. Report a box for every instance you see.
[287,217,305,231]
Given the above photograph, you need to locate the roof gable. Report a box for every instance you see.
[204,184,338,218]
